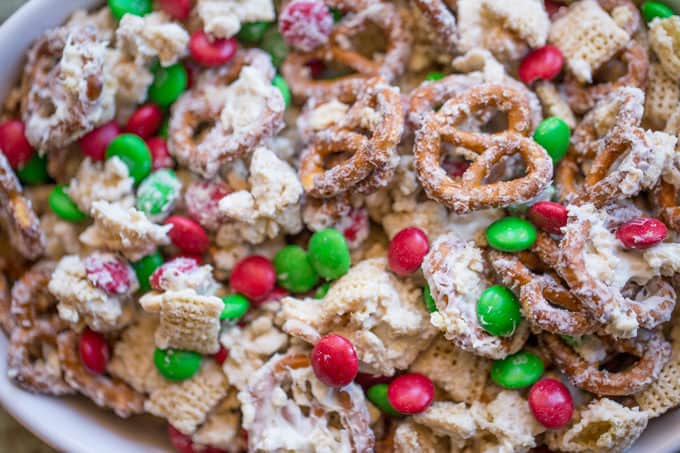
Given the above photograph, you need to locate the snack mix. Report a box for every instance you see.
[3,0,680,452]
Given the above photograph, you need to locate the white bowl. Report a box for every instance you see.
[0,1,679,452]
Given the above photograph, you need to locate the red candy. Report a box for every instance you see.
[387,373,434,414]
[0,120,35,168]
[158,0,192,20]
[388,227,430,276]
[164,215,211,254]
[306,59,326,79]
[84,252,135,294]
[146,137,174,170]
[441,157,469,178]
[528,378,574,429]
[519,45,564,85]
[230,256,276,301]
[544,0,563,18]
[616,217,668,249]
[528,201,568,235]
[214,346,229,365]
[336,208,369,249]
[168,425,195,453]
[79,120,120,161]
[183,61,200,90]
[184,179,231,231]
[256,285,289,306]
[150,257,199,292]
[279,0,333,52]
[354,372,392,391]
[79,328,110,375]
[125,104,163,139]
[311,334,359,387]
[189,31,238,67]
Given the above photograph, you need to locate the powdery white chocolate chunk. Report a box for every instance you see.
[66,157,134,213]
[197,0,275,39]
[115,12,189,67]
[481,0,550,48]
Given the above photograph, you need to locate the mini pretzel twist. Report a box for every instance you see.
[413,84,553,214]
[299,77,403,198]
[10,261,57,330]
[411,0,458,55]
[281,0,411,101]
[539,330,671,396]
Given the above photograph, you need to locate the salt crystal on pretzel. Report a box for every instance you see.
[57,330,145,418]
[422,234,529,359]
[20,25,116,152]
[79,201,171,261]
[116,12,189,67]
[280,258,437,375]
[481,0,550,48]
[238,352,374,452]
[220,309,289,390]
[192,389,245,451]
[140,288,223,355]
[549,0,630,83]
[146,360,229,435]
[196,0,275,39]
[545,398,648,453]
[650,16,680,81]
[409,335,491,404]
[66,157,134,214]
[108,314,165,394]
[218,147,303,245]
[644,63,680,130]
[48,255,137,332]
[535,80,577,129]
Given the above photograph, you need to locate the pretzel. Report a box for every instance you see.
[299,77,403,198]
[20,25,114,151]
[657,178,680,232]
[10,261,57,330]
[169,49,284,178]
[0,272,10,335]
[489,235,598,336]
[0,153,45,260]
[414,84,553,214]
[411,0,458,56]
[56,330,145,418]
[281,0,411,100]
[240,352,374,453]
[539,330,671,396]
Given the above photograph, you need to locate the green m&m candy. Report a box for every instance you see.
[272,75,292,109]
[423,284,438,313]
[49,185,87,222]
[308,228,351,280]
[17,153,48,185]
[261,25,289,68]
[132,251,164,292]
[490,350,544,389]
[425,71,445,81]
[148,63,187,108]
[237,21,272,43]
[533,117,570,164]
[106,134,152,184]
[641,1,674,22]
[367,383,400,416]
[159,117,170,140]
[274,245,320,293]
[154,347,202,381]
[108,0,152,20]
[136,169,181,221]
[486,217,537,252]
[314,281,331,299]
[477,285,522,336]
[330,7,343,22]
[220,294,250,322]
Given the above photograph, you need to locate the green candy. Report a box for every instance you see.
[272,75,292,109]
[425,71,445,81]
[533,117,570,164]
[490,350,544,389]
[274,245,320,293]
[641,1,675,22]
[261,26,288,68]
[106,134,152,184]
[314,282,331,299]
[507,185,556,215]
[367,384,400,416]
[237,21,271,43]
[136,169,181,220]
[331,7,343,22]
[108,0,152,20]
[477,285,522,337]
[423,284,438,313]
[220,294,250,321]
[159,117,169,140]
[148,63,187,108]
[132,251,164,292]
[308,229,351,280]
[17,153,48,185]
[49,185,87,222]
[560,334,582,347]
[154,348,202,381]
[486,217,537,252]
